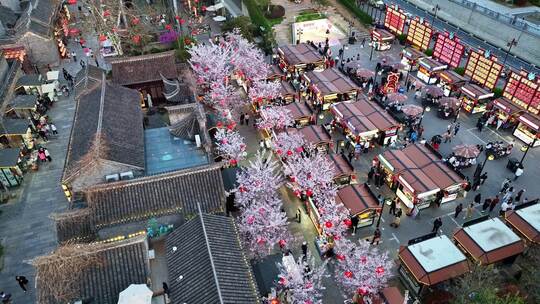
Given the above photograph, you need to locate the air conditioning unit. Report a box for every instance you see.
[105,174,120,183]
[120,171,134,180]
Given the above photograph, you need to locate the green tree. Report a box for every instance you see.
[221,17,257,42]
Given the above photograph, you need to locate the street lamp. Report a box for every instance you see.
[431,5,440,27]
[369,39,375,61]
[502,38,518,67]
[474,153,494,179]
[339,45,349,61]
[404,58,414,91]
[417,105,431,127]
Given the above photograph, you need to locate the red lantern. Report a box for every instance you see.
[290,176,296,183]
[131,18,140,25]
[68,28,80,36]
[227,122,236,130]
[79,38,86,45]
[67,0,77,4]
[286,150,293,156]
[343,218,352,227]
[165,24,172,31]
[278,277,286,285]
[334,235,341,241]
[239,186,247,193]
[216,121,224,128]
[357,287,368,295]
[180,18,186,25]
[257,238,266,244]
[344,271,353,278]
[175,15,181,21]
[278,239,286,247]
[271,299,280,304]
[202,5,207,11]
[295,146,303,153]
[376,266,385,275]
[293,189,301,197]
[229,159,237,166]
[306,189,313,197]
[276,149,282,155]
[98,34,107,42]
[360,256,367,264]
[325,221,333,228]
[336,254,345,261]
[103,10,110,17]
[132,35,141,44]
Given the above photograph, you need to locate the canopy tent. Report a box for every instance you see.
[117,284,153,304]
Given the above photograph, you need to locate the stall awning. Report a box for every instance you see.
[492,97,525,115]
[505,202,540,244]
[438,70,467,84]
[279,81,296,97]
[283,101,312,120]
[326,153,354,177]
[453,217,524,265]
[304,68,358,96]
[0,119,30,135]
[8,94,38,110]
[336,184,380,216]
[419,57,447,71]
[371,29,395,41]
[277,44,324,66]
[460,84,494,100]
[16,74,42,87]
[286,125,331,146]
[399,235,470,286]
[518,112,540,131]
[402,47,425,61]
[0,148,21,168]
[343,100,399,135]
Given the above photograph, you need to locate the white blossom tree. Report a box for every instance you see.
[283,149,336,197]
[189,41,232,86]
[334,239,393,301]
[249,80,283,102]
[272,132,306,159]
[257,106,295,130]
[274,254,329,304]
[214,128,247,165]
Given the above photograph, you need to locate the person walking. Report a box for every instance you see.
[464,203,474,220]
[71,51,77,62]
[515,189,525,203]
[239,112,245,125]
[474,193,482,205]
[489,195,500,213]
[454,203,463,218]
[367,167,375,184]
[453,122,461,136]
[500,200,511,216]
[479,172,488,185]
[38,148,47,162]
[390,214,401,228]
[396,208,403,218]
[259,140,265,152]
[389,197,397,215]
[371,228,381,245]
[500,178,511,193]
[463,180,471,198]
[301,241,308,257]
[15,276,28,292]
[503,187,514,203]
[44,148,52,162]
[432,217,442,233]
[514,165,523,180]
[244,113,250,126]
[482,198,492,212]
[50,123,57,135]
[162,282,170,297]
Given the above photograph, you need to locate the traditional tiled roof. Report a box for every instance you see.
[52,209,97,244]
[161,73,194,104]
[166,211,260,304]
[74,65,103,99]
[62,81,144,183]
[28,0,59,38]
[110,51,177,86]
[0,118,29,135]
[83,164,226,228]
[35,236,150,304]
[7,94,37,110]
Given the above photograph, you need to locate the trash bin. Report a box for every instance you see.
[506,157,519,172]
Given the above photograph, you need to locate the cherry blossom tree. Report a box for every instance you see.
[226,30,269,82]
[188,41,232,86]
[257,106,295,130]
[283,149,336,197]
[214,127,247,165]
[248,80,283,102]
[334,238,393,301]
[272,132,306,160]
[274,254,329,304]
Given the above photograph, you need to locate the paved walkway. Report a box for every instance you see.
[0,90,76,302]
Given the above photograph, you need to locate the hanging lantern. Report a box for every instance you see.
[201,5,207,11]
[278,277,286,285]
[98,34,107,42]
[286,150,293,156]
[68,28,80,36]
[295,146,303,153]
[103,10,111,17]
[276,149,282,155]
[175,15,181,21]
[278,239,286,247]
[336,254,345,261]
[131,18,140,25]
[227,122,236,130]
[376,266,385,275]
[247,215,255,224]
[238,186,247,193]
[229,159,237,166]
[289,176,296,183]
[165,24,173,31]
[67,0,77,4]
[325,221,333,228]
[180,18,186,25]
[132,35,141,44]
[257,238,266,244]
[306,189,313,197]
[216,121,224,128]
[360,256,367,264]
[357,287,368,295]
[271,299,280,304]
[112,27,118,33]
[344,271,353,278]
[344,218,352,227]
[293,189,301,197]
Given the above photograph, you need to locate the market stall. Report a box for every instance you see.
[513,112,540,147]
[0,148,24,188]
[277,44,325,72]
[505,201,540,244]
[503,70,540,115]
[99,36,119,57]
[267,64,285,82]
[416,57,447,84]
[437,70,467,97]
[373,287,406,304]
[5,95,37,119]
[0,119,32,148]
[15,75,43,95]
[370,29,395,51]
[401,47,426,72]
[326,153,356,186]
[490,97,525,130]
[283,101,314,127]
[286,125,332,152]
[336,183,381,228]
[377,144,465,212]
[303,68,358,110]
[398,235,470,297]
[459,83,494,114]
[454,217,525,265]
[251,81,297,111]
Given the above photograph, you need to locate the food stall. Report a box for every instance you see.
[15,75,43,95]
[401,47,426,72]
[459,83,494,114]
[398,235,470,297]
[490,97,525,130]
[454,217,525,265]
[370,29,395,51]
[513,112,540,147]
[331,100,400,146]
[5,95,37,119]
[267,64,285,82]
[416,57,447,84]
[373,287,406,304]
[0,119,32,148]
[326,153,356,187]
[0,148,24,188]
[336,183,381,228]
[284,101,314,127]
[277,44,325,72]
[437,70,467,97]
[377,144,465,213]
[303,68,358,110]
[296,125,332,152]
[251,81,297,112]
[505,201,540,244]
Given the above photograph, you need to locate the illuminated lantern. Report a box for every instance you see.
[325,221,333,228]
[216,121,224,128]
[276,149,282,155]
[68,28,80,36]
[278,239,286,247]
[247,215,255,224]
[132,35,141,44]
[98,34,107,42]
[289,176,296,183]
[306,189,313,197]
[103,10,110,17]
[238,186,247,193]
[278,277,286,285]
[360,256,367,264]
[201,5,207,11]
[175,15,181,21]
[295,146,303,153]
[131,18,140,25]
[286,150,293,156]
[376,266,385,275]
[293,189,301,197]
[343,218,352,227]
[67,0,77,4]
[165,24,172,31]
[271,299,280,304]
[358,287,368,295]
[79,38,86,45]
[229,159,237,166]
[257,238,266,244]
[180,18,186,25]
[336,254,345,261]
[227,123,236,130]
[344,271,353,278]
[220,139,228,144]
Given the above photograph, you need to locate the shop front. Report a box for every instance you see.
[513,112,540,147]
[53,4,71,59]
[336,183,381,228]
[454,217,525,265]
[371,29,395,51]
[401,47,425,72]
[267,64,285,82]
[460,84,494,114]
[295,125,332,153]
[303,68,358,110]
[284,101,314,127]
[0,148,24,188]
[327,153,357,187]
[416,57,447,84]
[490,97,525,130]
[277,44,325,73]
[398,234,470,298]
[437,70,467,97]
[15,75,43,95]
[505,201,540,245]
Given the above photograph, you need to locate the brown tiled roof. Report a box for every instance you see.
[287,125,331,146]
[278,44,324,66]
[460,83,494,99]
[335,99,399,134]
[327,153,354,177]
[505,204,540,244]
[336,184,380,216]
[110,51,177,85]
[492,97,525,115]
[283,101,312,120]
[304,68,358,96]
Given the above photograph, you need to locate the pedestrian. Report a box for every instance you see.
[80,59,86,68]
[347,150,354,162]
[16,276,28,292]
[390,214,401,228]
[482,198,492,212]
[479,172,488,185]
[301,241,308,257]
[500,178,511,193]
[476,117,484,132]
[503,187,514,203]
[406,80,412,92]
[162,282,169,296]
[361,38,366,47]
[463,180,471,198]
[50,123,57,135]
[474,193,482,205]
[367,167,375,184]
[354,143,362,160]
[500,200,511,216]
[377,194,384,206]
[515,189,525,203]
[454,203,463,218]
[296,208,301,223]
[71,51,77,62]
[0,291,12,302]
[373,170,381,188]
[38,148,46,162]
[453,122,461,136]
[239,112,245,125]
[432,217,442,233]
[363,140,370,153]
[444,129,452,143]
[414,89,421,100]
[95,56,100,67]
[244,113,250,126]
[371,228,381,245]
[489,195,500,213]
[259,140,265,151]
[514,165,523,180]
[44,148,52,162]
[351,216,359,235]
[389,197,397,215]
[396,208,403,218]
[464,203,474,220]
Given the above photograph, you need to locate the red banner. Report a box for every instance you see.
[384,5,406,35]
[433,31,464,68]
[464,49,503,90]
[503,71,540,115]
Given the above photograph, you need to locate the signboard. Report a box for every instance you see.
[383,72,400,94]
[503,71,540,115]
[406,17,433,51]
[433,31,464,68]
[464,49,503,90]
[384,5,406,35]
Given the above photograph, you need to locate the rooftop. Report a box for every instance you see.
[463,217,521,252]
[408,235,466,273]
[515,203,540,234]
[109,51,177,86]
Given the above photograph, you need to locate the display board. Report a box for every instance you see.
[503,71,540,115]
[406,17,433,51]
[384,5,406,35]
[433,31,464,68]
[464,49,503,90]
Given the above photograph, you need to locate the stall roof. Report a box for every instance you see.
[0,148,20,168]
[454,217,524,265]
[109,51,177,86]
[403,47,425,60]
[15,74,42,87]
[8,94,37,109]
[277,44,323,66]
[419,57,448,71]
[518,112,540,131]
[372,28,395,40]
[460,83,494,100]
[380,144,464,193]
[0,118,29,135]
[399,235,469,286]
[439,70,467,84]
[492,97,525,115]
[336,184,380,216]
[374,287,405,304]
[505,202,540,244]
[289,125,331,145]
[268,65,285,78]
[279,81,296,96]
[336,100,399,134]
[304,68,358,96]
[327,153,354,177]
[283,102,312,120]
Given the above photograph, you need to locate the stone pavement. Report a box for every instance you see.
[0,90,76,302]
